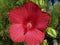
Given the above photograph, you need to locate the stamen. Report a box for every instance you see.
[27,22,32,30]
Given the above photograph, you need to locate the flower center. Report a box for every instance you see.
[27,22,32,30]
[24,22,33,34]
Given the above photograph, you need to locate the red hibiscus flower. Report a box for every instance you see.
[9,1,50,44]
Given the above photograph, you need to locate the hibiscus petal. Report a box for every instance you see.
[25,29,45,44]
[24,1,41,13]
[9,7,28,24]
[35,12,50,31]
[24,2,42,25]
[9,24,25,42]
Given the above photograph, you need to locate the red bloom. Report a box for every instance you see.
[9,2,50,44]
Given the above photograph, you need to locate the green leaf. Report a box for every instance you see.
[39,0,46,8]
[31,0,39,5]
[41,40,48,45]
[31,0,46,8]
[54,2,60,14]
[49,7,59,28]
[16,0,28,6]
[0,0,14,9]
[46,27,57,38]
